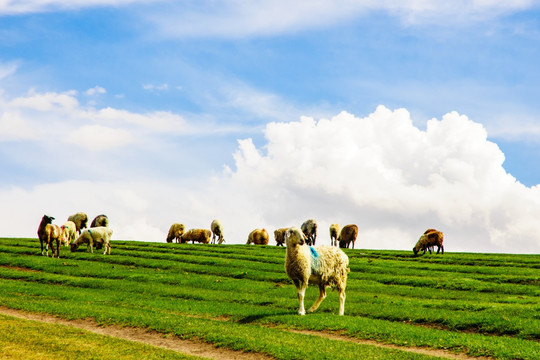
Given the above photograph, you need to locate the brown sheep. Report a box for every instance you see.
[166,223,185,243]
[274,227,289,246]
[67,212,88,235]
[414,229,444,255]
[180,229,211,244]
[38,215,61,257]
[301,219,317,246]
[338,224,358,249]
[329,223,340,246]
[247,228,269,245]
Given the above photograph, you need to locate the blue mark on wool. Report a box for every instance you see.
[310,246,320,273]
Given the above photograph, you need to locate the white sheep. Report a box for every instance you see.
[71,227,113,255]
[329,223,340,246]
[284,227,350,315]
[67,212,88,235]
[60,221,77,246]
[210,219,225,244]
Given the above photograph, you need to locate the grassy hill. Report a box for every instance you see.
[0,238,538,359]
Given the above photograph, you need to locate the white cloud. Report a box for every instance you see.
[145,1,538,39]
[0,62,18,79]
[143,83,169,91]
[2,106,539,254]
[8,89,79,113]
[0,111,39,141]
[67,124,135,151]
[0,0,151,15]
[85,86,107,96]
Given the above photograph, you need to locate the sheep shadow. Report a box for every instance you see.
[236,311,291,324]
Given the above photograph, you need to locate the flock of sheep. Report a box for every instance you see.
[37,212,112,258]
[36,213,444,316]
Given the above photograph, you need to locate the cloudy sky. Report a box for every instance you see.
[1,1,540,253]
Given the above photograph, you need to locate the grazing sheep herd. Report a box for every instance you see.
[36,212,444,316]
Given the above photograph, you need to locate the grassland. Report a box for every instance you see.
[0,237,538,359]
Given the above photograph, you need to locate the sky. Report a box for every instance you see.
[1,0,540,253]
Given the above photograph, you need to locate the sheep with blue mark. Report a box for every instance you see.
[284,227,350,315]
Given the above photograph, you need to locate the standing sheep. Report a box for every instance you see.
[180,229,211,244]
[285,227,349,315]
[210,219,225,244]
[329,224,340,246]
[67,212,88,235]
[413,229,444,255]
[246,228,269,245]
[338,224,358,249]
[301,219,317,246]
[166,223,185,243]
[71,227,113,255]
[60,221,77,246]
[274,228,289,246]
[37,215,61,257]
[37,215,54,256]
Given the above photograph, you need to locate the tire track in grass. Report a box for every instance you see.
[286,328,492,360]
[0,306,490,360]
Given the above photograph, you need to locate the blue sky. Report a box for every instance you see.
[1,1,540,252]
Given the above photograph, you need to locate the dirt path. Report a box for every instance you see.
[0,306,490,360]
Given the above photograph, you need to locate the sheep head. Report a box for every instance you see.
[285,227,307,247]
[42,215,54,224]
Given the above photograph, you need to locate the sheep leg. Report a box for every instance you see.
[308,284,327,313]
[296,282,307,315]
[338,289,346,316]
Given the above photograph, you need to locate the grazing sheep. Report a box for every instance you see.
[284,227,349,315]
[166,223,185,243]
[90,214,109,227]
[329,224,340,247]
[60,221,77,246]
[210,219,225,244]
[180,229,211,244]
[246,228,269,245]
[413,229,444,255]
[71,227,113,255]
[338,224,358,249]
[90,215,109,250]
[37,215,61,257]
[274,228,289,246]
[301,219,317,246]
[67,212,88,235]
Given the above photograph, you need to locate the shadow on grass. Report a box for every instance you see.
[237,311,292,324]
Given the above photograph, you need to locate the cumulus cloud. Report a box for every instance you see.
[2,105,539,253]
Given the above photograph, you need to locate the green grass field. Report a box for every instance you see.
[0,238,538,359]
